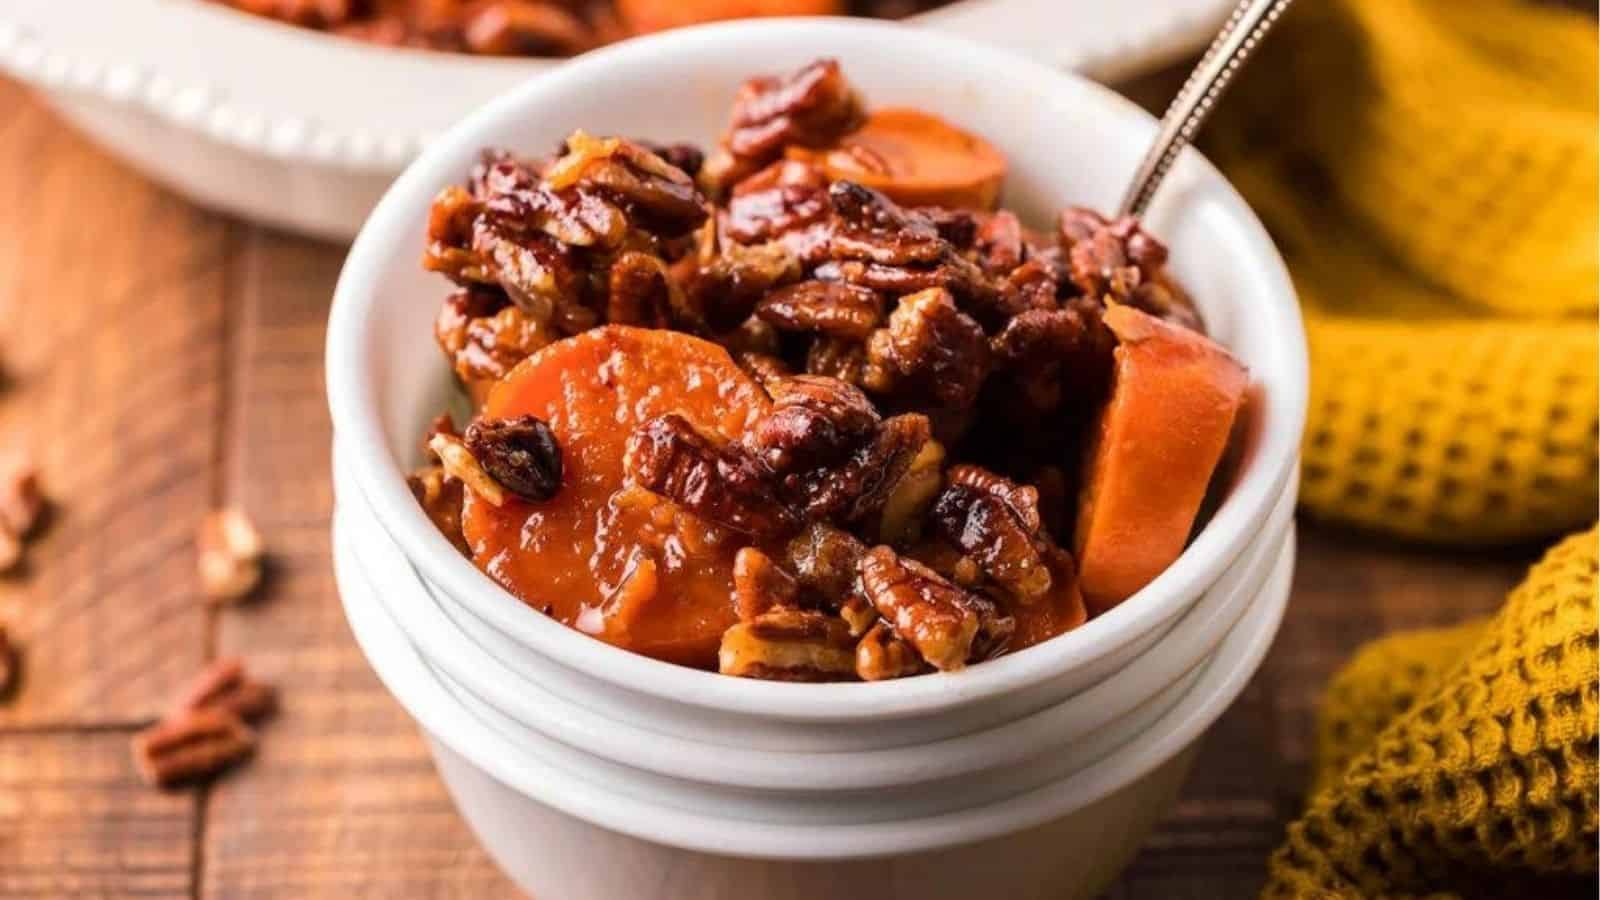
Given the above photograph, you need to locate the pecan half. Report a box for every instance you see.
[749,375,881,473]
[855,621,925,681]
[463,415,564,502]
[755,280,884,341]
[685,240,803,332]
[862,287,991,410]
[197,509,265,604]
[781,521,870,606]
[732,546,801,621]
[876,438,946,546]
[606,251,677,328]
[931,465,1051,603]
[544,131,708,237]
[171,657,277,723]
[641,141,706,178]
[624,414,798,538]
[718,609,857,681]
[818,182,996,304]
[131,708,255,788]
[805,337,867,385]
[857,545,1012,671]
[704,59,865,191]
[723,159,834,262]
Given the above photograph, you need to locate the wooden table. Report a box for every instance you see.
[0,77,1538,899]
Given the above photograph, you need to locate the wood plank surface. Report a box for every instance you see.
[0,75,1562,900]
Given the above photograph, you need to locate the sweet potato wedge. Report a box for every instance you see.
[462,326,771,667]
[1074,305,1248,614]
[787,107,1007,210]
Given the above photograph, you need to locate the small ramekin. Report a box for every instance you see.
[324,19,1308,738]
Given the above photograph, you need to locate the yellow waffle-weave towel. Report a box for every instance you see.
[1205,0,1598,544]
[1262,527,1599,898]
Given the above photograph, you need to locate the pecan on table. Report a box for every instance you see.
[463,415,564,502]
[732,546,801,621]
[718,608,857,681]
[930,465,1052,603]
[703,59,865,193]
[755,280,885,342]
[131,708,256,788]
[862,287,991,411]
[857,545,1012,671]
[170,657,277,724]
[624,414,799,539]
[855,621,925,681]
[197,509,265,604]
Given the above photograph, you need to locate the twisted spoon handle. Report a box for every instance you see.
[1118,0,1297,218]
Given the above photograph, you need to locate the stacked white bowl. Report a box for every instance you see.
[324,20,1308,900]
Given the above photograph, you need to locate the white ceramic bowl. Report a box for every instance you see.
[335,493,1296,899]
[336,438,1295,802]
[1,0,1232,239]
[324,18,1308,737]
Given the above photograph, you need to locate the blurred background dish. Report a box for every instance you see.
[0,0,1232,239]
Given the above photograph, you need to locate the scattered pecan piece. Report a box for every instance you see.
[463,415,564,502]
[197,509,264,604]
[857,545,1011,670]
[131,708,256,788]
[856,621,925,681]
[755,280,884,341]
[732,546,801,620]
[624,414,798,538]
[170,657,277,723]
[704,59,865,191]
[862,287,991,409]
[931,465,1051,603]
[718,608,857,681]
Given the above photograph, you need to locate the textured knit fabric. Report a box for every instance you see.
[1262,527,1600,899]
[1205,0,1599,544]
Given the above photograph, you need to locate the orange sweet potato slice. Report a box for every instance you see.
[787,107,1007,210]
[461,326,771,668]
[1074,305,1248,614]
[616,0,841,34]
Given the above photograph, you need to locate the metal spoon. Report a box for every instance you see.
[1118,0,1297,218]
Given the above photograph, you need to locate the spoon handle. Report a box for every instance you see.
[1118,0,1296,218]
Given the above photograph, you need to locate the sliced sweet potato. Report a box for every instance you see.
[787,107,1007,210]
[462,325,771,668]
[616,0,841,35]
[1074,305,1248,614]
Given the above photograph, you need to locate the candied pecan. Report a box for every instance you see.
[839,593,879,637]
[474,224,592,328]
[755,280,884,341]
[624,414,798,538]
[686,241,803,332]
[409,465,470,556]
[733,546,800,620]
[1058,207,1173,303]
[931,465,1051,603]
[856,621,925,681]
[1057,205,1107,247]
[805,337,867,384]
[422,185,490,283]
[875,438,946,546]
[736,352,792,392]
[197,509,264,604]
[606,251,677,328]
[862,287,991,409]
[828,181,948,267]
[718,609,857,681]
[781,521,869,606]
[543,131,709,237]
[974,209,1025,275]
[170,657,277,723]
[704,59,865,191]
[920,207,979,249]
[436,287,556,402]
[463,415,563,502]
[1107,215,1170,272]
[986,304,1112,415]
[715,316,781,358]
[462,1,595,56]
[723,160,834,261]
[748,378,930,524]
[856,545,1011,670]
[473,151,629,249]
[132,708,255,788]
